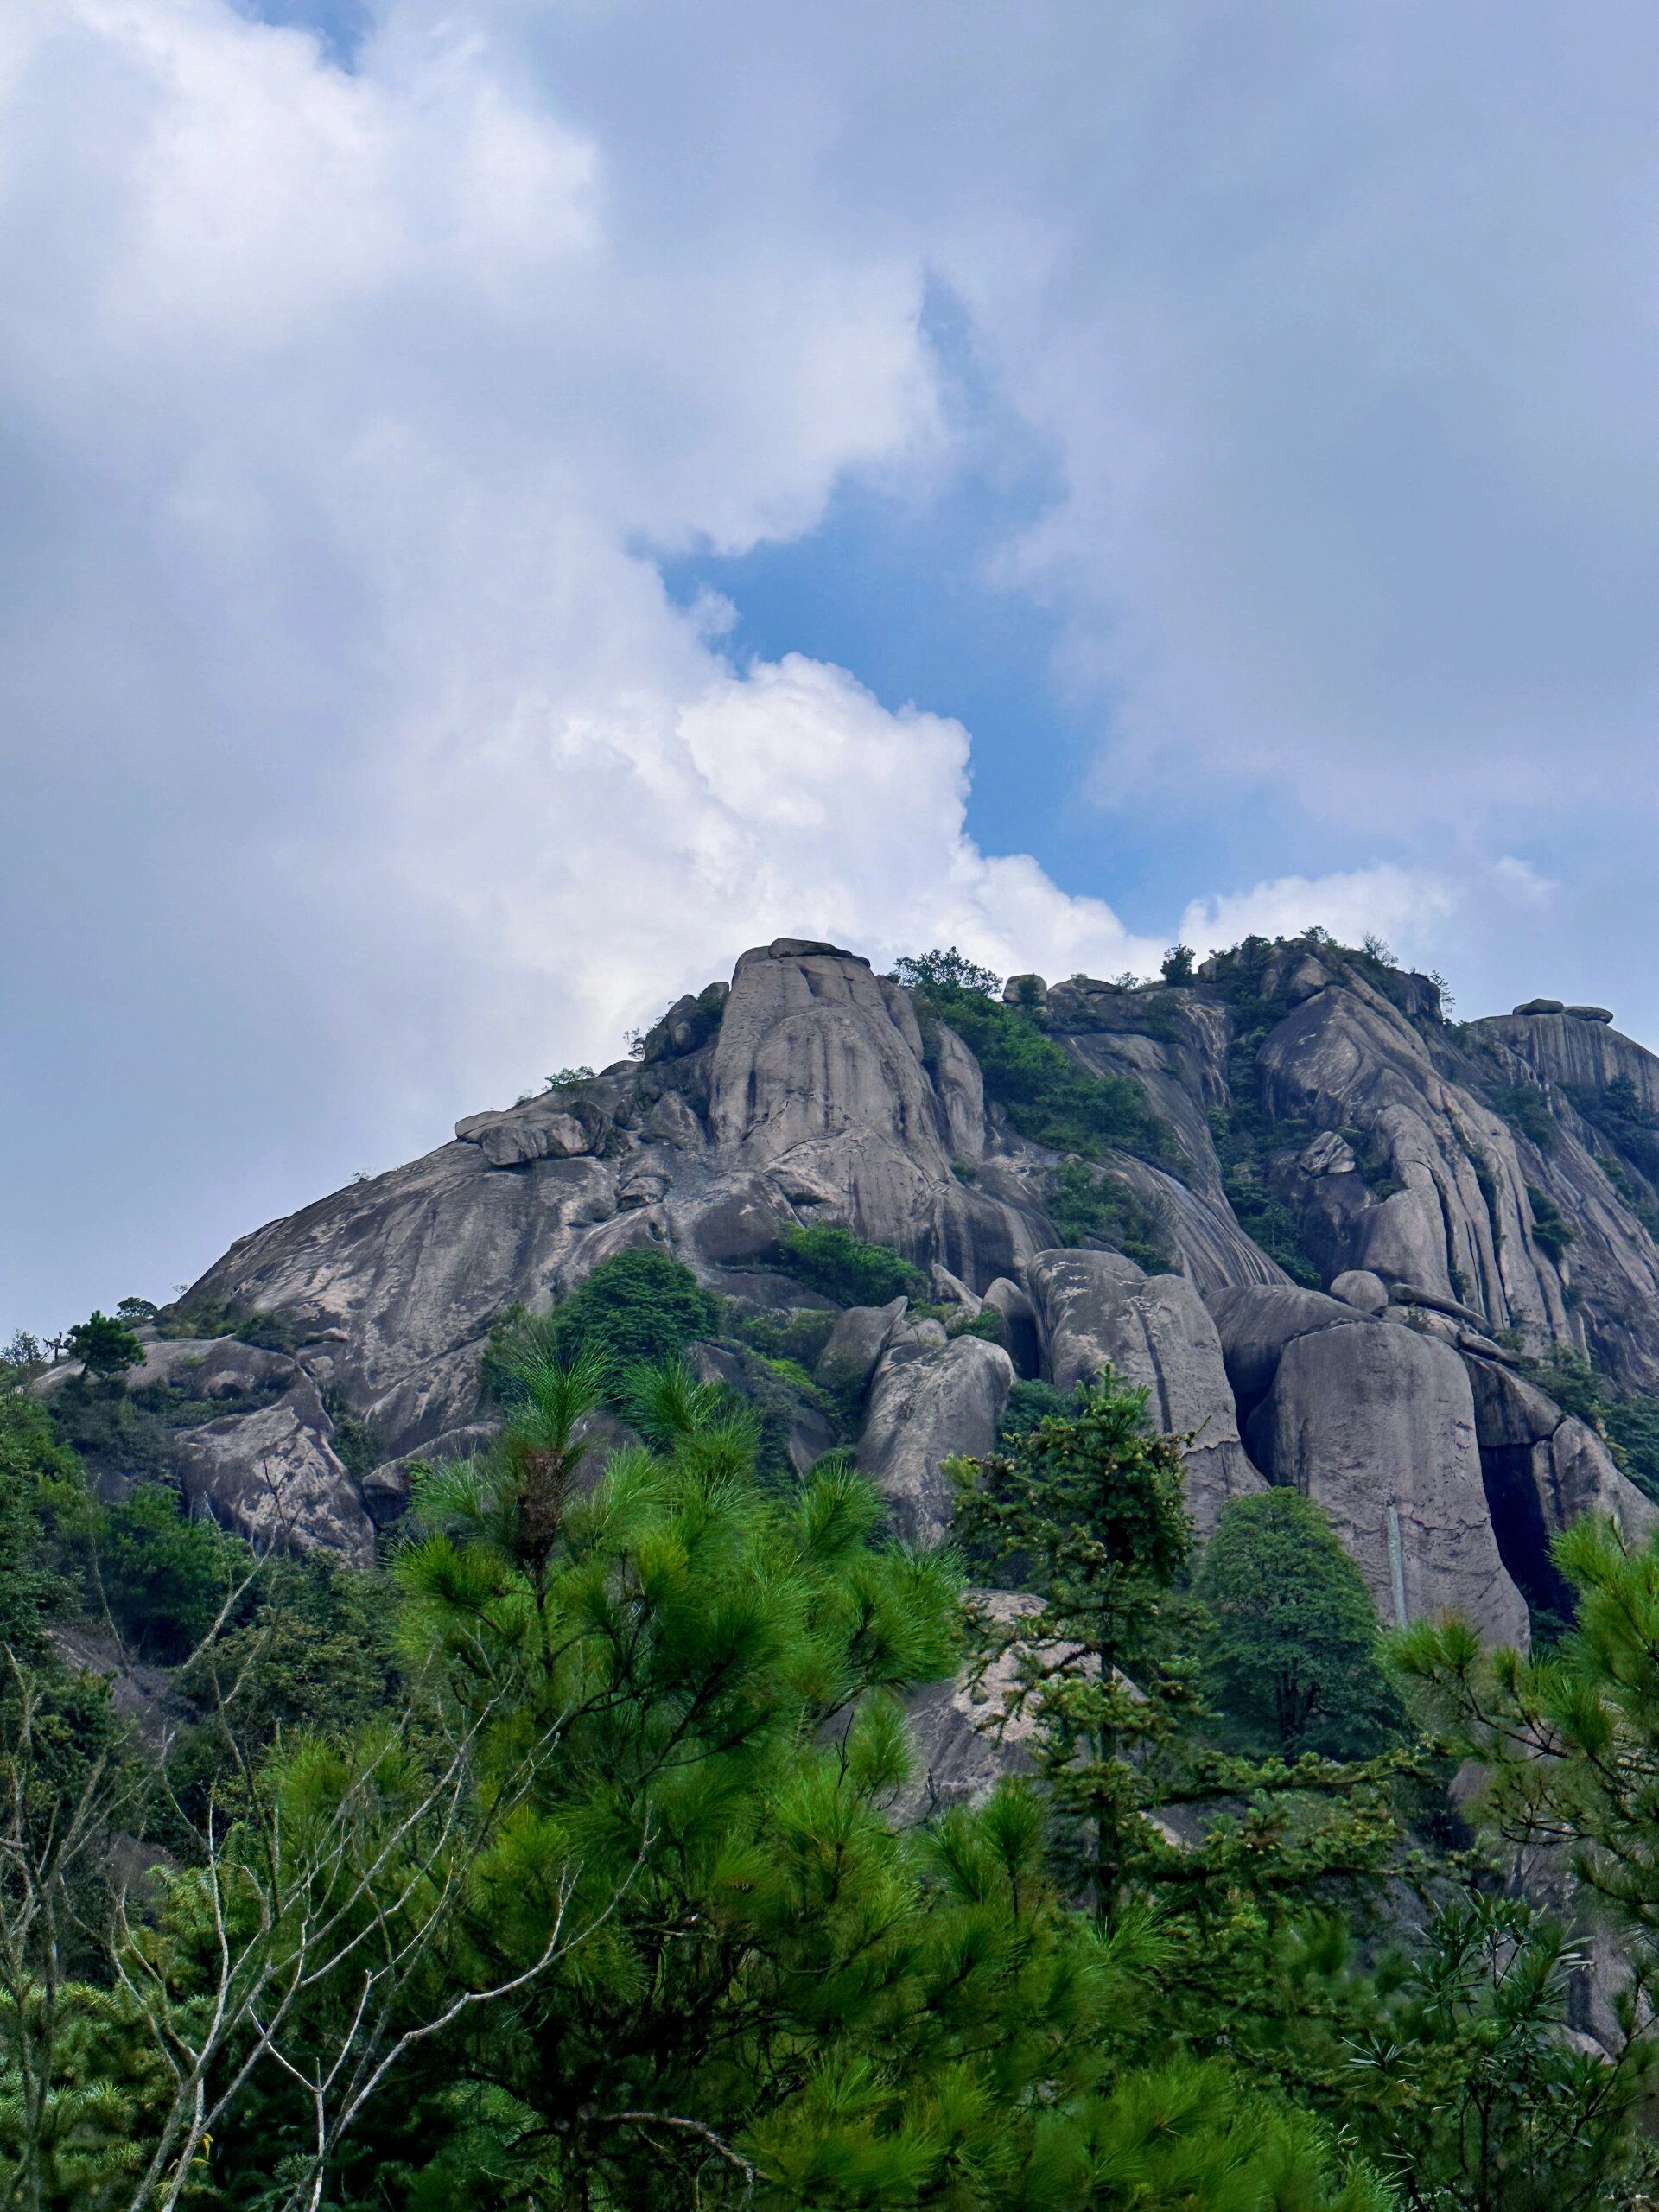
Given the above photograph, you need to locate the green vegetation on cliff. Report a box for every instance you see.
[892,948,1179,1173]
[0,1342,1656,2205]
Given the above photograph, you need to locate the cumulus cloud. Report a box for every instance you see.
[3,0,1656,1325]
[1176,868,1459,968]
[0,0,1161,1319]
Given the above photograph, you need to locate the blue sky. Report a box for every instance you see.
[3,0,1658,1327]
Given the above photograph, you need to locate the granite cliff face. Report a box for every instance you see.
[111,934,1659,1655]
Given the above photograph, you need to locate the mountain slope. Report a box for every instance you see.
[77,933,1659,1649]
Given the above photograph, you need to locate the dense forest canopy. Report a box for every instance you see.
[3,1249,1659,2209]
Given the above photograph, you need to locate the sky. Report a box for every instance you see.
[3,0,1659,1332]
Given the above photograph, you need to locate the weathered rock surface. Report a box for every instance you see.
[1329,1269,1389,1314]
[1460,1353,1657,1617]
[814,1299,908,1406]
[170,1371,372,1563]
[980,1277,1040,1377]
[123,1336,296,1398]
[1255,1324,1530,1648]
[1026,1249,1148,1390]
[151,928,1659,1637]
[1030,1252,1262,1530]
[1205,1284,1370,1424]
[902,1591,1042,1817]
[856,1336,1014,1547]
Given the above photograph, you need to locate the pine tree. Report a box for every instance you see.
[368,1351,1389,2209]
[1386,1511,1659,2207]
[948,1374,1406,2062]
[1197,1488,1403,1760]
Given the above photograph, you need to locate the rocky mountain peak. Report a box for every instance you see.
[67,930,1659,1663]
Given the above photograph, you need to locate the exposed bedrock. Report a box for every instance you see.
[1027,1250,1262,1532]
[160,931,1659,1600]
[170,1374,373,1564]
[1205,1283,1370,1427]
[1460,1353,1657,1619]
[855,1335,1014,1548]
[1258,976,1571,1344]
[1253,1322,1530,1649]
[1474,1010,1659,1109]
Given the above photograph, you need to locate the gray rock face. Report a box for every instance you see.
[702,941,1037,1287]
[856,1336,1014,1547]
[902,1591,1042,1817]
[1030,1252,1262,1531]
[814,1299,907,1407]
[1259,976,1572,1348]
[1461,1353,1657,1618]
[1257,1324,1529,1649]
[122,1336,295,1399]
[164,927,1659,1614]
[1026,1249,1147,1390]
[170,1372,372,1563]
[1205,1283,1370,1421]
[980,1277,1040,1376]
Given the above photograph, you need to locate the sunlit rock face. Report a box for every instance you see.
[160,933,1659,1633]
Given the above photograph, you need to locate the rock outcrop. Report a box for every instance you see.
[105,928,1659,1655]
[1461,1353,1657,1618]
[1253,1321,1530,1649]
[856,1336,1014,1547]
[1029,1253,1261,1530]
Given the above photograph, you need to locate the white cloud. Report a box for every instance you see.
[6,0,1659,1327]
[0,0,1166,1320]
[1177,867,1459,968]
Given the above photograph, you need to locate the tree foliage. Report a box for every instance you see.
[486,1250,724,1395]
[1197,1489,1403,1760]
[5,1304,1658,2206]
[66,1314,143,1382]
[894,949,1177,1172]
[774,1224,925,1306]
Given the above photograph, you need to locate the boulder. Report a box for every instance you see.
[121,1335,294,1399]
[475,1112,589,1168]
[1205,1283,1370,1421]
[930,1263,982,1312]
[857,1337,1014,1547]
[1002,974,1048,1007]
[814,1298,907,1406]
[1461,1353,1657,1618]
[1329,1269,1389,1315]
[1257,1325,1529,1649]
[171,1376,374,1563]
[1031,1255,1262,1530]
[1566,1006,1614,1024]
[1026,1249,1147,1389]
[887,1312,949,1354]
[1514,999,1567,1016]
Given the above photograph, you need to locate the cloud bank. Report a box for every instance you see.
[3,0,1655,1325]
